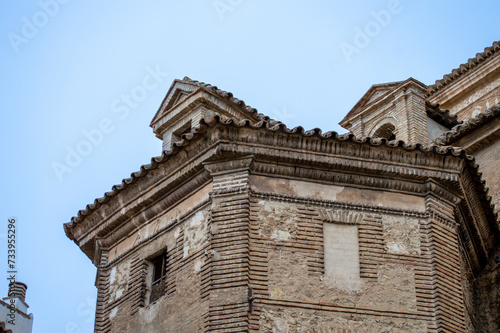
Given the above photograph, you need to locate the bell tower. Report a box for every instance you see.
[150,77,268,151]
[339,78,459,144]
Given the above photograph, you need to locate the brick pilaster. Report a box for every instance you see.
[424,183,467,332]
[203,156,253,332]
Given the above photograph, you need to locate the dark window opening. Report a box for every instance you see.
[150,251,168,303]
[373,123,396,141]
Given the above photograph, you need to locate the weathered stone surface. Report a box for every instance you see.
[183,210,209,258]
[256,200,299,242]
[108,260,130,303]
[266,247,417,312]
[259,308,427,333]
[382,215,421,256]
[250,175,426,213]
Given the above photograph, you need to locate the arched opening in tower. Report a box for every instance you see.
[373,123,396,141]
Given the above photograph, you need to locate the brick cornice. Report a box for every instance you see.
[203,155,254,176]
[66,114,498,263]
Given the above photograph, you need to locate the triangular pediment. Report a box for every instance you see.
[170,90,190,107]
[365,88,392,105]
[339,78,427,129]
[340,81,402,127]
[149,77,271,144]
[150,78,202,126]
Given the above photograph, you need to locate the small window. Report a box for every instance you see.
[373,123,396,141]
[150,251,167,303]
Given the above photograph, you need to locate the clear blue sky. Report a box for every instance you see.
[1,1,499,332]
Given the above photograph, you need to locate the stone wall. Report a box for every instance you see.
[85,164,485,332]
[84,153,488,332]
[87,165,485,332]
[260,308,427,333]
[245,174,472,332]
[94,202,211,332]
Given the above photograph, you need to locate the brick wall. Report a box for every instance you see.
[95,203,211,332]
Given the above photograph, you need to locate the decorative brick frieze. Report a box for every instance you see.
[317,209,364,225]
[251,190,427,217]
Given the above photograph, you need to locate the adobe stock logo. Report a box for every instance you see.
[7,0,72,53]
[212,0,243,21]
[270,106,295,125]
[339,0,405,63]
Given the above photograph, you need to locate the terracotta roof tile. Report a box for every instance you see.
[433,102,500,146]
[65,114,498,233]
[425,101,462,129]
[181,77,278,123]
[427,41,500,96]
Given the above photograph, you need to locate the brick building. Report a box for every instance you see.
[65,41,500,332]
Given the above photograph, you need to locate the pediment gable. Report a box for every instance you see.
[339,81,402,127]
[150,79,201,126]
[339,78,427,129]
[149,77,274,146]
[365,88,392,105]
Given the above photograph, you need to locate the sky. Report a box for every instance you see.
[1,1,499,332]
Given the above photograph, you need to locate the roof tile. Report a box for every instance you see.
[65,113,498,233]
[433,102,500,145]
[427,41,500,96]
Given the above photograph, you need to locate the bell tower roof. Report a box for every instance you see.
[150,77,274,151]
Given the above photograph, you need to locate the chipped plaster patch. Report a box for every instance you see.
[383,216,421,255]
[183,209,209,258]
[109,306,119,320]
[269,287,284,299]
[109,266,117,284]
[271,229,291,241]
[272,318,289,333]
[109,261,130,303]
[139,297,161,324]
[257,200,298,241]
[183,245,190,258]
[190,211,204,226]
[194,259,203,272]
[166,230,177,250]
